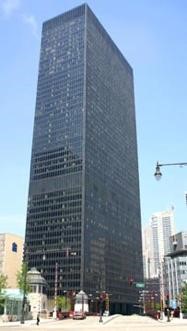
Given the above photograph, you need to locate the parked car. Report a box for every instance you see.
[73,311,86,320]
[69,311,74,318]
[173,307,180,317]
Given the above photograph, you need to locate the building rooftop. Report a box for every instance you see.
[27,267,47,286]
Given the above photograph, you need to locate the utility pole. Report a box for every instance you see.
[20,267,27,324]
[53,262,58,319]
[159,261,165,320]
[20,246,28,325]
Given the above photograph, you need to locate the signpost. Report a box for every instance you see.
[136,283,145,288]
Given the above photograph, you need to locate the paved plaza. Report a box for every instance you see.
[0,315,187,331]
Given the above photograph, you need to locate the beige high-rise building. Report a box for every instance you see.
[0,233,24,288]
[143,209,175,279]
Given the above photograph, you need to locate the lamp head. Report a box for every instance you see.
[154,162,162,180]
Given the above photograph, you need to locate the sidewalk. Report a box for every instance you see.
[0,317,57,328]
[0,315,117,328]
[1,315,187,329]
[158,316,187,325]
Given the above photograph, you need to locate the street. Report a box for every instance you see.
[1,315,187,331]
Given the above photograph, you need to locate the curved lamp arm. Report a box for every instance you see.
[154,161,187,180]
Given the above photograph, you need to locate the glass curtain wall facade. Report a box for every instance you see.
[164,253,187,307]
[25,4,143,313]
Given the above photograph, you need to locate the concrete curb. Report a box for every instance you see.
[102,314,121,325]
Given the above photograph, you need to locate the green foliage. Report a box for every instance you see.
[155,303,161,310]
[0,297,5,314]
[56,295,71,311]
[0,273,7,293]
[16,262,31,294]
[0,273,7,312]
[181,283,187,313]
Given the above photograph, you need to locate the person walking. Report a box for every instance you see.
[36,313,40,325]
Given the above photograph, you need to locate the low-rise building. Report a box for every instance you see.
[27,268,48,319]
[164,232,187,308]
[0,289,31,322]
[142,278,161,314]
[0,233,23,288]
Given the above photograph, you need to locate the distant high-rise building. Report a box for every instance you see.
[25,4,143,314]
[142,226,152,278]
[0,233,23,288]
[143,209,175,278]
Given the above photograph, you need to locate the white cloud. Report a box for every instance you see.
[22,14,39,38]
[1,0,21,16]
[1,1,39,39]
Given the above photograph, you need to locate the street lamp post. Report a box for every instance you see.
[154,161,187,180]
[81,292,84,314]
[53,262,58,319]
[20,244,28,325]
[154,160,187,319]
[99,296,103,323]
[88,294,93,314]
[20,269,27,324]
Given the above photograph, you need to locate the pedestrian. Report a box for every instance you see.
[36,313,40,325]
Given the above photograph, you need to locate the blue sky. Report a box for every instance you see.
[0,0,187,236]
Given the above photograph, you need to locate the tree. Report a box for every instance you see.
[56,295,71,312]
[17,262,31,324]
[16,262,31,295]
[0,273,7,313]
[181,283,187,313]
[0,273,7,293]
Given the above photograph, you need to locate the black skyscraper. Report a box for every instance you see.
[25,4,143,314]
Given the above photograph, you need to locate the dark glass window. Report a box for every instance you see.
[12,242,17,252]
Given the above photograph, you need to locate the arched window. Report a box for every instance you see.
[12,242,17,252]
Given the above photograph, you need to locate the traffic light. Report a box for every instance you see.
[128,277,134,286]
[165,294,169,306]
